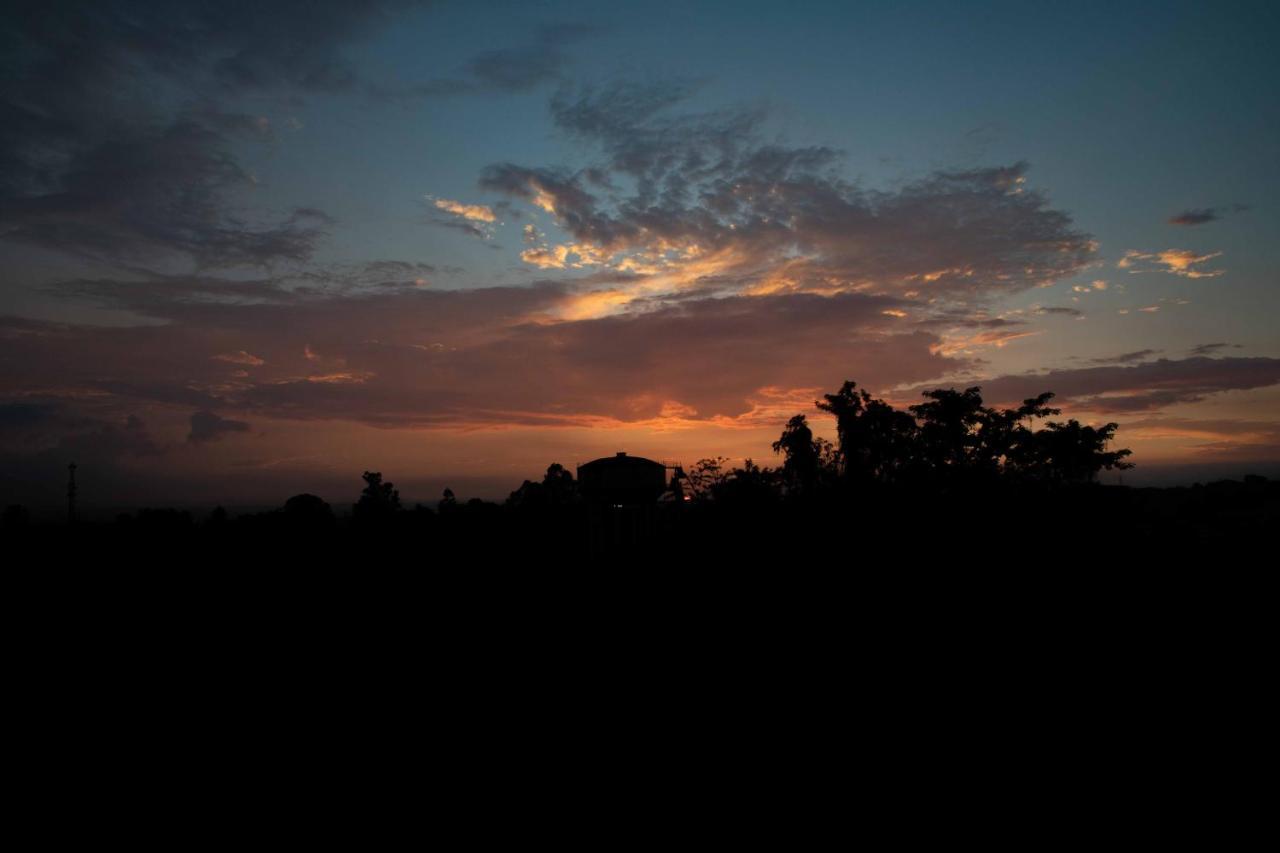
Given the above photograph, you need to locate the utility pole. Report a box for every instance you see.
[67,462,77,525]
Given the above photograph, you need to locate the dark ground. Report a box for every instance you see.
[5,477,1276,567]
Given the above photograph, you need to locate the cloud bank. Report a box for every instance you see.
[479,82,1098,307]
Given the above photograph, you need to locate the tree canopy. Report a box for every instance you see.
[353,470,401,520]
[730,380,1133,499]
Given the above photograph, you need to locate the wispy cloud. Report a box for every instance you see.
[1123,417,1280,461]
[0,2,408,266]
[1166,204,1249,226]
[938,357,1280,414]
[1118,249,1224,278]
[432,199,497,224]
[478,81,1096,309]
[388,23,605,98]
[212,351,266,366]
[188,410,250,443]
[1189,342,1243,356]
[1088,349,1160,365]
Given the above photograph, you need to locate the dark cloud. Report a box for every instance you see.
[550,80,775,195]
[0,1,403,265]
[1088,349,1160,365]
[47,261,461,318]
[466,46,566,93]
[50,274,302,315]
[912,310,1024,331]
[356,259,441,287]
[2,121,334,265]
[0,402,58,431]
[1168,209,1218,226]
[396,22,603,98]
[1167,204,1249,226]
[943,357,1280,414]
[1036,306,1084,317]
[1,1,406,103]
[1,281,962,428]
[0,408,165,506]
[58,413,162,458]
[0,399,161,460]
[363,260,435,277]
[426,218,491,241]
[188,410,250,443]
[1189,342,1242,356]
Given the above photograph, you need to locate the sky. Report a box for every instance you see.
[2,0,1278,510]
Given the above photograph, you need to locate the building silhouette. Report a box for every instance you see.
[577,452,669,506]
[577,452,681,557]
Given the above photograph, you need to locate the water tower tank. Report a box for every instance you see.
[576,452,668,506]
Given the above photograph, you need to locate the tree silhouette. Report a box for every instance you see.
[769,414,838,493]
[1021,419,1134,483]
[354,471,400,520]
[709,458,779,504]
[506,463,579,508]
[905,388,1067,479]
[541,463,577,504]
[683,457,730,502]
[982,392,1060,474]
[815,380,865,470]
[284,493,336,528]
[909,386,989,472]
[816,381,918,482]
[439,487,457,513]
[809,379,1132,486]
[772,414,822,493]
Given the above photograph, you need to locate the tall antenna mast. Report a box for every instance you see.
[67,462,77,525]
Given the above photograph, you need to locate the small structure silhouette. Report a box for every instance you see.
[577,452,669,506]
[577,452,683,558]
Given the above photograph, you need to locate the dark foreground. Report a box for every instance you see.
[5,476,1270,783]
[5,477,1276,567]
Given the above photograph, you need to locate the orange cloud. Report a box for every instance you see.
[212,350,265,366]
[1119,249,1224,278]
[432,198,496,223]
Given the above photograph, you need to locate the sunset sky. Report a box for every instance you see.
[2,0,1278,509]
